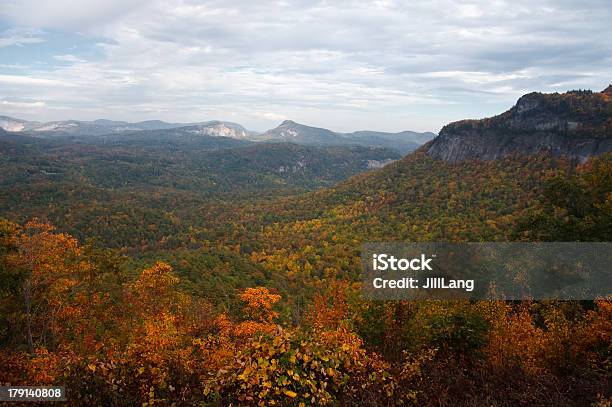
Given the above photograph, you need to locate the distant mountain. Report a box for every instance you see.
[178,122,256,140]
[258,120,341,144]
[258,120,434,154]
[427,87,612,163]
[0,116,255,138]
[349,130,433,144]
[0,116,195,136]
[59,125,255,152]
[0,115,40,132]
[0,115,433,152]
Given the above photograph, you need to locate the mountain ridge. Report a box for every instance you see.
[257,120,434,153]
[427,87,612,163]
[0,115,433,154]
[0,115,251,137]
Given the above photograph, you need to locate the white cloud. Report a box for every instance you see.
[0,74,70,86]
[1,99,46,108]
[53,54,85,63]
[0,27,44,47]
[253,112,286,121]
[0,0,610,132]
[456,4,484,18]
[0,0,149,30]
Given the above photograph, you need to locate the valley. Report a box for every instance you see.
[0,88,610,406]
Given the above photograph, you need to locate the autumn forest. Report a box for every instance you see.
[3,0,612,402]
[1,89,612,406]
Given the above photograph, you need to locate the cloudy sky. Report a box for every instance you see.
[0,0,611,133]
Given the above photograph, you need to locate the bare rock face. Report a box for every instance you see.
[427,87,612,163]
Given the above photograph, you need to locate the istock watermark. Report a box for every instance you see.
[361,243,612,300]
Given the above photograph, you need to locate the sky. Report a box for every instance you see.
[0,0,611,133]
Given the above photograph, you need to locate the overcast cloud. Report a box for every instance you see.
[0,0,611,132]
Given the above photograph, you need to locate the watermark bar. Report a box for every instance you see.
[361,243,612,300]
[0,386,66,402]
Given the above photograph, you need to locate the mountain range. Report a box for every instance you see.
[0,116,434,154]
[257,120,433,153]
[0,116,255,138]
[3,86,610,168]
[1,86,610,407]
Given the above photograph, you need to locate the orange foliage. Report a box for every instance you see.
[1,219,610,406]
[239,286,281,322]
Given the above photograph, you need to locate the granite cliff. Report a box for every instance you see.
[427,86,612,163]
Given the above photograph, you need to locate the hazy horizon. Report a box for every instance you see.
[1,0,611,133]
[0,114,444,134]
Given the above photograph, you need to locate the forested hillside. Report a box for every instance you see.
[1,147,610,405]
[0,91,611,405]
[2,0,611,400]
[0,131,399,248]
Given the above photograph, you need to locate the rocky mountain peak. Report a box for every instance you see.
[514,92,544,114]
[426,88,612,164]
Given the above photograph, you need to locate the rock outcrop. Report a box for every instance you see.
[427,87,612,163]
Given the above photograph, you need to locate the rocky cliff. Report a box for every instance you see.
[427,87,612,163]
